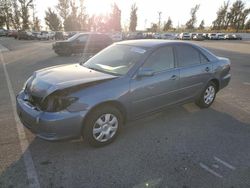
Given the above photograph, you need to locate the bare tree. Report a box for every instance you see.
[78,0,87,31]
[18,0,33,30]
[45,8,61,31]
[213,0,250,31]
[149,23,158,32]
[185,4,200,30]
[11,0,21,29]
[0,0,13,29]
[163,17,172,31]
[245,19,250,29]
[33,16,40,31]
[129,3,138,32]
[212,1,230,30]
[198,20,205,30]
[110,3,121,32]
[56,0,70,29]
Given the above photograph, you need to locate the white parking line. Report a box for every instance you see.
[199,163,223,178]
[0,52,40,188]
[243,82,250,86]
[0,43,9,52]
[214,156,236,170]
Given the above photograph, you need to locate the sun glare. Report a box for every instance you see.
[86,0,114,16]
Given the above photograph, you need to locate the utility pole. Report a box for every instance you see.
[158,11,162,32]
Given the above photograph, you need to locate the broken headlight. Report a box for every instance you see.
[43,96,78,112]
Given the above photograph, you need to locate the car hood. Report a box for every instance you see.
[27,64,118,98]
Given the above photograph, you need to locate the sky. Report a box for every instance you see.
[36,0,250,30]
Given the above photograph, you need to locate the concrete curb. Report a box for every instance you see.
[0,44,9,52]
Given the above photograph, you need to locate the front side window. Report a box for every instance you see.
[143,46,175,72]
[176,45,201,67]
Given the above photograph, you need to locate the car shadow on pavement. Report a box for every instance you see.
[1,103,250,188]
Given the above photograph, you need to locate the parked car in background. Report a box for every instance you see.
[7,30,18,38]
[208,33,217,40]
[48,31,56,39]
[202,33,209,39]
[37,31,49,40]
[153,33,161,39]
[161,33,176,40]
[224,34,235,40]
[52,33,113,56]
[190,33,196,40]
[31,32,40,39]
[179,33,191,40]
[17,40,231,146]
[55,31,66,40]
[0,28,7,36]
[17,30,33,40]
[216,33,225,40]
[193,33,205,41]
[110,32,123,42]
[144,33,153,39]
[232,34,242,40]
[126,32,144,40]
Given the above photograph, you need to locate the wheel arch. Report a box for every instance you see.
[81,100,127,133]
[210,78,220,92]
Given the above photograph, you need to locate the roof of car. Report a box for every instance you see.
[116,39,193,48]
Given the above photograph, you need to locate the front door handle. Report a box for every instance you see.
[170,75,178,80]
[205,67,210,72]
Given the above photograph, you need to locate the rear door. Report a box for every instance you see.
[129,46,180,117]
[88,34,112,53]
[175,44,213,100]
[74,34,89,53]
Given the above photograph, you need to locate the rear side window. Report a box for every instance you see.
[91,34,112,44]
[143,46,175,72]
[176,45,200,67]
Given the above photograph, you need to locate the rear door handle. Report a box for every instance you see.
[205,67,210,72]
[170,75,178,80]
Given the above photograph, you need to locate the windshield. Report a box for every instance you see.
[83,44,146,75]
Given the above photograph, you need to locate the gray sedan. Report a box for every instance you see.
[16,40,231,147]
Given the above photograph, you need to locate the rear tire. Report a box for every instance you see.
[196,81,217,108]
[83,105,123,147]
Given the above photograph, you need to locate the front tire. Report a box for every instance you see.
[196,81,217,108]
[83,106,123,147]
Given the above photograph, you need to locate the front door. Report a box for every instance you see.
[129,46,180,118]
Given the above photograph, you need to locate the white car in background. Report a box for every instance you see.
[208,33,217,40]
[179,32,191,40]
[110,32,123,42]
[37,31,49,40]
[216,33,225,40]
[37,31,55,40]
[153,33,161,39]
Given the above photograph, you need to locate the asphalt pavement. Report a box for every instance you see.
[0,37,250,188]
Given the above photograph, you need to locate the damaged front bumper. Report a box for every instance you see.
[16,91,87,141]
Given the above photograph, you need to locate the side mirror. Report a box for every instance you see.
[137,67,154,78]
